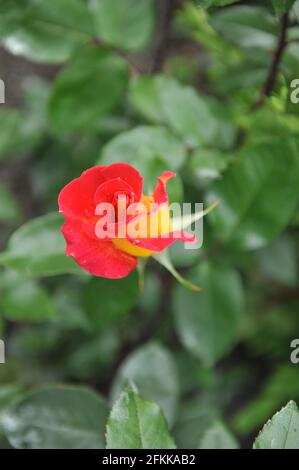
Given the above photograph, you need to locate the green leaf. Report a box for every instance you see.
[48,47,128,132]
[0,384,24,412]
[211,6,279,50]
[52,281,92,332]
[99,125,186,175]
[0,83,48,161]
[293,0,299,20]
[65,331,119,380]
[106,385,176,449]
[0,109,24,160]
[233,365,299,436]
[254,401,299,449]
[0,109,22,159]
[173,395,220,449]
[83,272,139,329]
[173,262,244,365]
[0,0,27,39]
[207,139,299,250]
[129,76,236,149]
[2,386,109,449]
[256,235,298,286]
[1,273,55,322]
[3,0,94,63]
[90,0,155,51]
[110,342,179,425]
[0,213,80,276]
[0,184,20,223]
[272,0,295,16]
[199,421,239,449]
[0,384,24,440]
[175,2,233,57]
[189,148,229,182]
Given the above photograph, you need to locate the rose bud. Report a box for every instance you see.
[58,163,196,279]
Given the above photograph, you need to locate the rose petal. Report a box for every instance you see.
[153,171,176,204]
[101,163,143,202]
[126,230,197,253]
[62,218,137,279]
[94,178,134,206]
[58,163,143,221]
[58,166,106,220]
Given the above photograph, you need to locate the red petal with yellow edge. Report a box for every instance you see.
[125,230,197,253]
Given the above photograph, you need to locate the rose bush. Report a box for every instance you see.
[1,0,299,452]
[58,162,195,279]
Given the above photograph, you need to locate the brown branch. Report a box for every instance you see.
[90,37,143,73]
[252,12,289,110]
[150,0,181,73]
[265,286,299,307]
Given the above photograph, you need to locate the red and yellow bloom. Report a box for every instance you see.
[58,163,195,279]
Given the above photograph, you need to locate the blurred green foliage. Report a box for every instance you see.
[1,0,299,449]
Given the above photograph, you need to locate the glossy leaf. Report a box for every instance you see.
[199,422,239,449]
[48,47,128,132]
[129,75,236,149]
[110,342,179,425]
[256,235,298,286]
[173,262,244,365]
[99,125,186,173]
[1,273,55,322]
[2,386,109,449]
[254,401,299,449]
[3,0,94,63]
[272,0,296,16]
[211,6,279,49]
[0,213,80,276]
[189,148,229,182]
[90,0,155,51]
[234,366,299,436]
[106,385,176,449]
[207,139,299,250]
[0,0,27,39]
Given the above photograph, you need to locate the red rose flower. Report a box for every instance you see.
[58,163,195,279]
